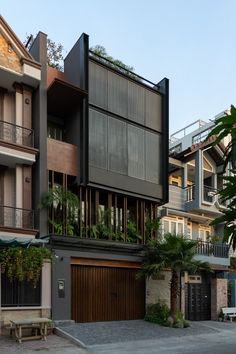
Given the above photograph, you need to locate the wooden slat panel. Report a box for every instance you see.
[71,264,145,322]
[71,257,141,269]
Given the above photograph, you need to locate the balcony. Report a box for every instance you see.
[0,120,34,147]
[47,138,78,176]
[196,240,229,258]
[0,205,34,230]
[0,121,37,166]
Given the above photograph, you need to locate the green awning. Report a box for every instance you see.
[0,235,47,248]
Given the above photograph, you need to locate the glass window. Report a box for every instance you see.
[128,125,145,179]
[89,109,108,169]
[1,273,41,307]
[171,221,177,235]
[108,117,127,174]
[145,131,161,184]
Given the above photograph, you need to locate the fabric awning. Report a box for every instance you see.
[0,235,48,247]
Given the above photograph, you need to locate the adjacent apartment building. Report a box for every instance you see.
[146,119,230,321]
[0,16,51,326]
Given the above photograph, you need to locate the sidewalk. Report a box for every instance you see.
[0,333,87,354]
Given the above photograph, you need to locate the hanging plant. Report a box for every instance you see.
[0,246,51,287]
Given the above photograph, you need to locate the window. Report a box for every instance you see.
[198,225,211,241]
[47,122,63,141]
[162,217,184,236]
[1,273,41,307]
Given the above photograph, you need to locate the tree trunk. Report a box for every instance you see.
[170,270,179,319]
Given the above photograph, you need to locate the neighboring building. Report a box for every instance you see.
[0,16,51,326]
[28,33,169,322]
[147,118,230,321]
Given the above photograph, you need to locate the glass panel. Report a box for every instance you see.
[128,125,145,179]
[163,220,169,234]
[89,109,108,169]
[178,223,183,235]
[145,131,161,184]
[1,273,41,307]
[108,117,127,174]
[171,221,176,235]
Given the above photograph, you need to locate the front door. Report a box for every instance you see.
[186,275,211,321]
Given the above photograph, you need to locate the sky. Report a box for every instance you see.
[1,0,236,134]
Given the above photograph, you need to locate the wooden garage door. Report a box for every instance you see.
[71,265,145,322]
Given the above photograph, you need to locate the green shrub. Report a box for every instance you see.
[145,303,170,326]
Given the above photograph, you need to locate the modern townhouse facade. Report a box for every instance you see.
[0,16,51,327]
[27,32,169,322]
[146,119,230,321]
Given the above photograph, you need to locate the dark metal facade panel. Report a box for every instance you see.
[108,70,128,118]
[89,166,163,200]
[145,90,162,132]
[89,61,108,109]
[127,81,145,125]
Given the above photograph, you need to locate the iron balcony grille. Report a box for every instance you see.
[203,185,216,203]
[0,120,34,148]
[196,240,229,258]
[0,205,34,229]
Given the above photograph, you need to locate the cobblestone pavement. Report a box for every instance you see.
[1,320,236,354]
[58,319,227,346]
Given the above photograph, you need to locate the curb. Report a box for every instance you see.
[54,327,87,349]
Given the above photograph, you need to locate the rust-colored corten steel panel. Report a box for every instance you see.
[71,265,145,322]
[47,138,78,176]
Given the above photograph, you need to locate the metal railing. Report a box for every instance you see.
[89,50,159,89]
[203,185,216,203]
[0,120,34,148]
[196,240,229,258]
[0,205,34,229]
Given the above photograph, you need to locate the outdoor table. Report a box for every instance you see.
[10,317,51,343]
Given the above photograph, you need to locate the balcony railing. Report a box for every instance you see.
[203,185,216,203]
[0,120,34,148]
[196,240,229,258]
[0,205,34,229]
[185,185,195,202]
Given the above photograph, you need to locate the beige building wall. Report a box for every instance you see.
[3,93,15,124]
[146,270,171,307]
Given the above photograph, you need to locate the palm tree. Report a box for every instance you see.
[140,234,211,319]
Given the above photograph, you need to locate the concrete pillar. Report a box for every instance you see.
[211,278,228,320]
[41,260,51,317]
[195,150,202,206]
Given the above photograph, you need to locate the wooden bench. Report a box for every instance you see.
[9,318,51,343]
[222,307,236,322]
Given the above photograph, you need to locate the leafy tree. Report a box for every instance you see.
[140,234,211,319]
[25,34,64,70]
[207,105,236,249]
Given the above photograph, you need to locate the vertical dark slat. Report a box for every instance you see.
[79,187,83,235]
[107,192,112,239]
[71,264,145,322]
[123,197,127,241]
[95,190,99,224]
